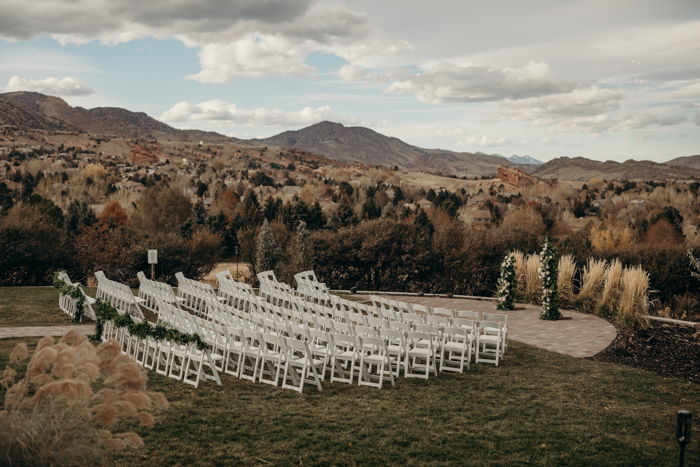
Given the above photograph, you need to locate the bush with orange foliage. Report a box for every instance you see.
[98,201,129,228]
[210,190,239,222]
[0,329,168,465]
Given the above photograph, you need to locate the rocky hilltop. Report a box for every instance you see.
[256,121,516,176]
[0,92,236,143]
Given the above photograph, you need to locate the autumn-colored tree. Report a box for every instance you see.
[642,218,684,245]
[210,190,239,222]
[98,201,128,229]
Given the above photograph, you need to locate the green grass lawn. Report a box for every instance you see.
[0,286,88,327]
[1,287,699,465]
[1,336,698,466]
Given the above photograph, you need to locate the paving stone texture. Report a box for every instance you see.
[363,295,618,359]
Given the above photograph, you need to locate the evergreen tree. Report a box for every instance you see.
[256,219,282,274]
[295,221,314,272]
[307,202,326,230]
[240,190,264,227]
[332,194,357,229]
[414,208,434,236]
[193,200,206,225]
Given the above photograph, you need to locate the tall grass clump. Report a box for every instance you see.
[524,254,542,305]
[573,258,607,313]
[0,330,168,466]
[598,259,624,316]
[617,266,651,329]
[557,255,576,309]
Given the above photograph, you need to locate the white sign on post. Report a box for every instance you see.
[148,249,158,264]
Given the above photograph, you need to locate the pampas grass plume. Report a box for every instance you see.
[9,343,29,364]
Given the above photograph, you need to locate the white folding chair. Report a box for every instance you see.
[440,327,472,373]
[475,321,503,366]
[282,338,324,393]
[357,336,395,389]
[405,331,437,379]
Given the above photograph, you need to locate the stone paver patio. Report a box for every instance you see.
[364,295,618,358]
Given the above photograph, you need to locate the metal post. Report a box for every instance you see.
[235,246,239,279]
[677,410,692,467]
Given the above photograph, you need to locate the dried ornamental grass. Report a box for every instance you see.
[0,329,168,466]
[557,255,576,309]
[574,258,607,313]
[618,266,651,330]
[524,254,542,305]
[599,259,624,316]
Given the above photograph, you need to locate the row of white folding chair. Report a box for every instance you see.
[257,270,295,302]
[57,272,97,321]
[216,271,257,309]
[137,272,185,314]
[242,305,473,378]
[94,271,145,320]
[175,272,226,314]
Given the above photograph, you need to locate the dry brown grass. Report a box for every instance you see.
[575,258,607,312]
[1,330,167,465]
[557,254,576,309]
[599,259,624,316]
[618,266,651,329]
[523,254,542,305]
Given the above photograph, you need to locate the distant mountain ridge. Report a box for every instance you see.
[529,157,700,181]
[2,92,699,181]
[476,152,543,165]
[256,121,519,176]
[0,92,236,143]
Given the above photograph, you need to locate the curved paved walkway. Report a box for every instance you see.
[366,295,618,358]
[0,325,95,339]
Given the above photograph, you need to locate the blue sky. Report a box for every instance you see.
[0,0,699,163]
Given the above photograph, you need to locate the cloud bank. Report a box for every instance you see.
[159,100,367,128]
[3,75,94,96]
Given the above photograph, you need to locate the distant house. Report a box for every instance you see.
[461,209,492,225]
[115,180,145,197]
[416,198,433,210]
[591,199,607,209]
[254,185,278,199]
[630,199,647,207]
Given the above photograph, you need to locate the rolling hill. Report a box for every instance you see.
[256,121,516,176]
[529,157,700,181]
[0,92,236,143]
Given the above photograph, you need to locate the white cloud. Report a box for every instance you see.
[384,61,578,104]
[187,36,315,82]
[478,87,659,134]
[659,115,686,126]
[0,0,408,82]
[456,135,513,148]
[3,75,94,96]
[427,127,472,138]
[680,102,698,108]
[158,99,368,127]
[695,112,700,126]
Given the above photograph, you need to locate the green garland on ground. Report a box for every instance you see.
[539,237,561,320]
[52,272,86,323]
[91,299,210,351]
[497,252,517,311]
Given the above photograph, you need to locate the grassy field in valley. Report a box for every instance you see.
[1,287,699,465]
